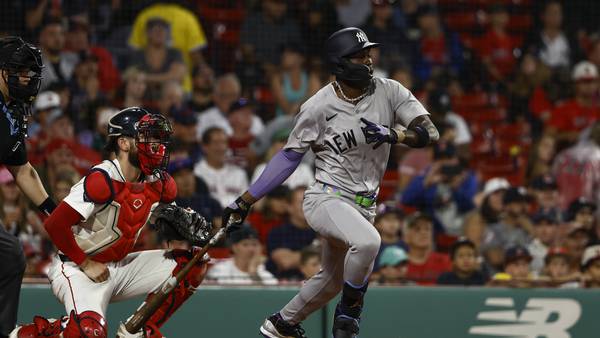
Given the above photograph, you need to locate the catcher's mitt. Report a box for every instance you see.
[151,205,212,246]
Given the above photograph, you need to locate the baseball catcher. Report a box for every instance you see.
[10,108,211,338]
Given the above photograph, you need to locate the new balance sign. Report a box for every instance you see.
[469,297,581,338]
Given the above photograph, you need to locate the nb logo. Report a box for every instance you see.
[356,31,368,43]
[469,297,581,338]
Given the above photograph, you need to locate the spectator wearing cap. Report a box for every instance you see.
[437,238,486,286]
[528,211,559,274]
[529,174,561,218]
[402,142,478,236]
[207,226,277,285]
[169,155,222,228]
[247,185,291,244]
[373,204,407,271]
[194,127,248,208]
[299,246,321,280]
[564,222,592,274]
[375,246,411,285]
[477,4,518,82]
[483,187,534,250]
[171,108,201,162]
[547,61,599,142]
[196,74,265,140]
[128,2,208,92]
[413,4,464,82]
[266,187,316,280]
[38,18,79,90]
[480,187,533,277]
[29,90,61,139]
[581,245,600,288]
[267,187,316,280]
[464,177,510,249]
[566,198,597,233]
[361,0,413,73]
[542,246,580,288]
[270,44,320,117]
[228,99,256,170]
[404,213,451,285]
[491,246,534,286]
[128,17,186,100]
[553,121,600,210]
[189,63,215,113]
[251,128,314,190]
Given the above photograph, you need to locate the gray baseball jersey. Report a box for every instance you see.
[284,77,429,194]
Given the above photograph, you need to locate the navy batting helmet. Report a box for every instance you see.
[325,27,379,89]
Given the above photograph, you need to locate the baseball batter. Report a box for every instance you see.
[222,27,439,338]
[11,108,212,338]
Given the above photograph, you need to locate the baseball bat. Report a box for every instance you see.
[121,218,237,335]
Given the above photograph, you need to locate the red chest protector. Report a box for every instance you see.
[81,169,177,263]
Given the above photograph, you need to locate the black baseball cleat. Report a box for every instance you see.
[332,315,360,338]
[259,313,307,338]
[332,302,361,338]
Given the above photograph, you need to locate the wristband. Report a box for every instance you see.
[37,197,57,216]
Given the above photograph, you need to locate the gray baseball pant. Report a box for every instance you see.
[280,184,380,324]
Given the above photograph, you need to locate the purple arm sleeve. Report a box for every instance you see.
[247,149,304,200]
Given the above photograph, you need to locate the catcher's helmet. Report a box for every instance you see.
[325,27,379,89]
[0,36,43,104]
[107,106,148,137]
[107,107,173,175]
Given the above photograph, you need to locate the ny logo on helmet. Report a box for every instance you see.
[356,31,368,43]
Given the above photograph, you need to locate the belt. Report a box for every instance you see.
[318,181,377,208]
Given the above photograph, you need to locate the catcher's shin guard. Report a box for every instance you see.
[62,310,107,338]
[9,316,65,338]
[143,249,208,333]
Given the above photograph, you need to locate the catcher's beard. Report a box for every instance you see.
[128,146,141,169]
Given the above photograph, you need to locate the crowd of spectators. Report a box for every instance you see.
[2,0,600,289]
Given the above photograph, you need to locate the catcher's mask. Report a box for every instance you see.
[135,113,173,176]
[0,36,43,107]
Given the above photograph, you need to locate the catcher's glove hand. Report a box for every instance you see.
[151,205,212,246]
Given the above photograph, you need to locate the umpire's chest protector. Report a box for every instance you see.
[74,168,177,263]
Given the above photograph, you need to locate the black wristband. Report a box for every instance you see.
[235,197,251,211]
[37,197,57,216]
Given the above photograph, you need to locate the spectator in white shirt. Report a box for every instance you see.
[194,127,248,208]
[196,73,264,140]
[207,226,277,285]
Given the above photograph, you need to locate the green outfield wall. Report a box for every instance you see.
[18,285,600,337]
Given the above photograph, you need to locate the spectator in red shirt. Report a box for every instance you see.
[547,61,600,143]
[478,4,517,82]
[405,212,451,285]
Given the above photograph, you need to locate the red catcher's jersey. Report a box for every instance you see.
[63,160,177,263]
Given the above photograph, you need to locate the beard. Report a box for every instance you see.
[128,147,141,169]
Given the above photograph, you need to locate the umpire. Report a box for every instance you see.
[0,37,56,338]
